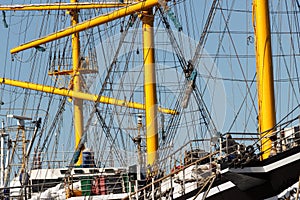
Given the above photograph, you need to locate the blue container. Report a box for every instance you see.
[82,149,95,168]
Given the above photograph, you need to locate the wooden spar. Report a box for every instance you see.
[10,0,160,54]
[0,78,178,115]
[0,2,129,11]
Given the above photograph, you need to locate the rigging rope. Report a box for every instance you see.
[156,0,219,166]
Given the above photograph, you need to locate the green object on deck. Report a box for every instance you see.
[122,174,134,193]
[81,177,92,196]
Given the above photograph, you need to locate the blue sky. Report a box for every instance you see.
[0,0,299,167]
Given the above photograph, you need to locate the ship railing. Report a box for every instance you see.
[268,126,300,156]
[213,132,269,168]
[28,150,76,169]
[0,184,30,199]
[30,179,63,191]
[28,149,140,170]
[20,170,131,198]
[157,139,212,175]
[220,125,300,165]
[0,178,64,199]
[124,151,219,200]
[65,172,132,197]
[219,132,258,154]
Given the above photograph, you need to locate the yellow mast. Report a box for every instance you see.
[253,0,276,159]
[142,9,159,167]
[70,0,84,165]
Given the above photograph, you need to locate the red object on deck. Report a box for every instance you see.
[92,176,106,195]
